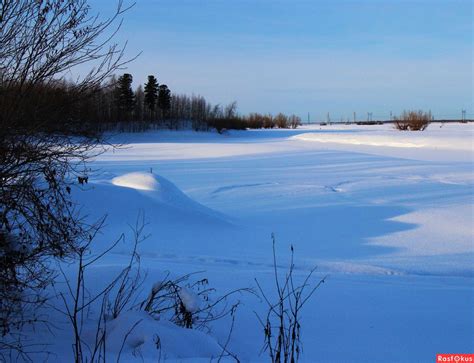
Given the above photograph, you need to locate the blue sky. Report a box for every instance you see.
[91,0,473,120]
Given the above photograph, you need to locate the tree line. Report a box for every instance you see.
[89,72,302,132]
[1,72,301,134]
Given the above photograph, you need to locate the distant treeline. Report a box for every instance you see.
[320,119,472,126]
[1,73,301,134]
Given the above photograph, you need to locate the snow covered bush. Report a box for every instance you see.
[394,110,431,131]
[54,215,148,363]
[49,213,244,362]
[141,272,250,332]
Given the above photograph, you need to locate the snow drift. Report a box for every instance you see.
[111,172,226,217]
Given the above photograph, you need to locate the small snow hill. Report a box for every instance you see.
[111,172,227,220]
[76,172,234,256]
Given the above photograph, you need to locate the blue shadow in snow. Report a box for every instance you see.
[243,204,416,260]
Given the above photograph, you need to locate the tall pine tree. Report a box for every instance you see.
[144,75,159,120]
[115,73,135,121]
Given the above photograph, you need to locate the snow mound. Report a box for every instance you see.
[110,172,228,221]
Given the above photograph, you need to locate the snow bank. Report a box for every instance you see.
[292,129,473,152]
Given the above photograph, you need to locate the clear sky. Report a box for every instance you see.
[91,0,473,121]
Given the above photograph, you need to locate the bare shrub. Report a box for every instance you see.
[206,107,302,132]
[255,235,326,363]
[247,113,265,129]
[288,115,302,129]
[263,114,276,129]
[394,110,431,131]
[55,212,248,362]
[57,215,147,363]
[274,113,289,129]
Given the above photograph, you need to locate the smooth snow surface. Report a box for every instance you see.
[17,123,474,362]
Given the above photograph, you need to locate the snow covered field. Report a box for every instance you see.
[20,123,474,362]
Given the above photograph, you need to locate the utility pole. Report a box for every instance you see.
[353,111,356,123]
[327,112,330,124]
[307,112,310,124]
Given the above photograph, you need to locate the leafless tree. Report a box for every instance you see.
[0,0,134,347]
[0,0,134,130]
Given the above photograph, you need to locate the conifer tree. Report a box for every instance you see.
[144,75,159,119]
[115,73,135,120]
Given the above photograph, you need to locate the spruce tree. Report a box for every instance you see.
[115,73,135,120]
[144,75,159,119]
